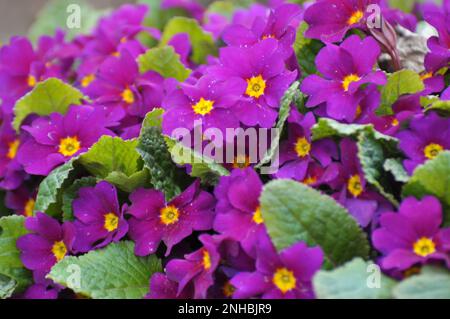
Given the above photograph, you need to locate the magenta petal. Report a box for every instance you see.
[227,168,262,213]
[231,272,271,299]
[381,249,422,271]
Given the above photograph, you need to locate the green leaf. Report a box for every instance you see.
[402,151,450,226]
[357,131,401,206]
[260,180,370,268]
[79,136,141,177]
[138,0,189,30]
[424,98,450,115]
[161,17,217,64]
[62,177,98,222]
[13,78,84,132]
[384,158,410,183]
[48,241,161,299]
[388,0,415,13]
[313,258,397,299]
[378,70,424,116]
[141,108,165,130]
[28,0,107,42]
[206,1,235,19]
[34,158,78,215]
[0,274,17,299]
[393,266,450,299]
[138,111,183,200]
[312,118,396,142]
[256,81,300,170]
[104,170,150,194]
[166,137,230,185]
[79,136,148,192]
[293,22,310,55]
[312,118,402,205]
[0,216,32,293]
[294,22,323,80]
[137,46,192,81]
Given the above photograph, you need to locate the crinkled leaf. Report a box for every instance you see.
[13,78,84,132]
[79,136,148,192]
[313,258,396,299]
[357,131,401,206]
[260,180,370,268]
[423,97,450,115]
[313,119,402,205]
[377,70,424,116]
[312,118,396,142]
[166,137,229,185]
[161,17,217,64]
[141,108,165,130]
[295,22,323,79]
[0,216,32,293]
[62,177,97,222]
[48,241,161,299]
[402,151,450,226]
[104,170,150,194]
[79,136,141,177]
[137,46,191,81]
[256,81,301,170]
[34,158,78,215]
[0,274,17,299]
[393,266,450,299]
[138,111,184,200]
[384,158,410,183]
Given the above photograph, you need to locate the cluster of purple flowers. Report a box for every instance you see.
[0,0,449,299]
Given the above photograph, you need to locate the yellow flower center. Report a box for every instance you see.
[104,213,119,232]
[52,241,67,262]
[6,139,20,160]
[122,88,135,104]
[58,136,81,157]
[391,118,399,126]
[342,74,361,92]
[355,105,362,119]
[81,74,95,88]
[347,10,364,25]
[303,175,318,185]
[262,34,275,40]
[27,75,37,87]
[232,155,250,169]
[424,143,444,159]
[413,237,436,257]
[160,205,180,226]
[192,98,214,116]
[252,206,264,224]
[273,268,296,294]
[223,281,236,297]
[120,36,127,44]
[246,75,266,98]
[294,137,311,158]
[112,51,120,57]
[420,72,433,81]
[24,198,35,217]
[347,174,363,197]
[202,249,212,270]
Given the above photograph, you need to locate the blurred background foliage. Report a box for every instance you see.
[0,0,443,42]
